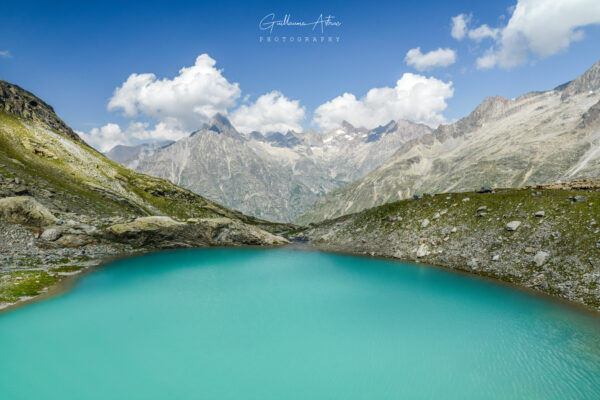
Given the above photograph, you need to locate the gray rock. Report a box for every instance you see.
[534,251,549,267]
[0,196,57,228]
[570,195,588,202]
[13,186,29,195]
[40,228,62,241]
[506,221,521,231]
[416,244,429,258]
[534,211,545,217]
[421,219,430,228]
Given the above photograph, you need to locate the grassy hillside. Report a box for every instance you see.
[0,110,292,232]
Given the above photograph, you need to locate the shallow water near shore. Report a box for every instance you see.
[1,248,599,399]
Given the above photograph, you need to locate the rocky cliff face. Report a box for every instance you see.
[298,180,600,311]
[126,114,431,222]
[0,80,81,142]
[298,60,600,224]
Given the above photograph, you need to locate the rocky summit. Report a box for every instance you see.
[0,80,290,310]
[298,60,600,224]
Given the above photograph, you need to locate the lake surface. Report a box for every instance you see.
[1,248,599,399]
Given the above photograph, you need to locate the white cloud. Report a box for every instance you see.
[405,47,457,71]
[475,48,498,69]
[84,54,311,150]
[313,73,454,129]
[108,54,241,130]
[475,0,600,69]
[79,120,188,152]
[0,51,12,58]
[451,13,471,40]
[230,91,305,133]
[468,24,500,42]
[78,123,126,152]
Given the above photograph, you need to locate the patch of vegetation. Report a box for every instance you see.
[52,265,85,272]
[51,265,85,273]
[0,271,57,303]
[49,257,70,264]
[17,256,42,267]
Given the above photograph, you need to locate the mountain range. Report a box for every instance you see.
[297,60,600,224]
[108,114,431,222]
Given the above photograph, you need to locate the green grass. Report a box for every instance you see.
[51,265,85,273]
[0,271,57,303]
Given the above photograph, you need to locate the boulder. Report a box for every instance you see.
[534,211,545,217]
[55,234,94,248]
[534,251,549,267]
[570,195,588,203]
[0,196,57,228]
[506,221,521,231]
[105,216,287,248]
[416,244,429,258]
[40,228,62,241]
[421,219,430,228]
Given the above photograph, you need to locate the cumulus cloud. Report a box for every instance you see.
[230,91,305,133]
[475,0,600,69]
[468,24,499,42]
[405,47,457,71]
[78,123,126,152]
[83,54,312,151]
[108,54,241,130]
[451,13,471,40]
[79,119,189,152]
[313,73,454,129]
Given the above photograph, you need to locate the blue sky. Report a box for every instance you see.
[1,0,599,150]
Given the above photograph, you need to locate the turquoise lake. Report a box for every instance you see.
[1,248,599,399]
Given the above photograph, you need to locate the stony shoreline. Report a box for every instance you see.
[297,183,600,312]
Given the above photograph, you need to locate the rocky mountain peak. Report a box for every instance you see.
[434,95,510,140]
[340,120,355,131]
[0,79,82,142]
[367,120,398,142]
[193,113,243,140]
[560,60,600,99]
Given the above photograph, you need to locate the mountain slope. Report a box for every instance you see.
[298,60,600,224]
[129,115,430,222]
[0,79,289,232]
[0,79,291,310]
[105,140,174,169]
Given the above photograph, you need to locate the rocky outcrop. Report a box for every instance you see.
[0,79,81,142]
[105,216,287,248]
[0,196,57,228]
[559,60,600,99]
[301,185,600,311]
